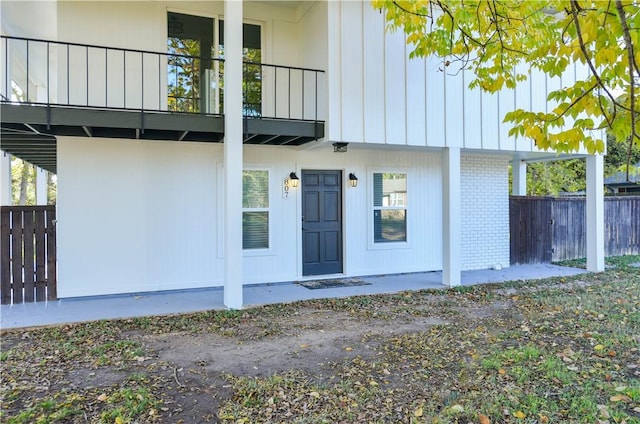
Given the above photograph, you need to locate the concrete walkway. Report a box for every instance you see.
[0,264,587,330]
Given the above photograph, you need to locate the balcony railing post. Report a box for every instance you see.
[158,54,161,111]
[66,44,69,104]
[105,48,108,108]
[47,42,50,105]
[123,50,126,109]
[26,39,29,102]
[86,45,89,106]
[288,67,291,119]
[141,51,144,111]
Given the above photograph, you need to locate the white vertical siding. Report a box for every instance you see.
[384,29,407,145]
[57,138,453,297]
[514,63,533,151]
[406,52,426,146]
[463,69,482,149]
[425,56,446,146]
[444,67,464,148]
[57,137,220,298]
[327,0,342,141]
[329,1,593,154]
[363,5,386,144]
[340,0,364,142]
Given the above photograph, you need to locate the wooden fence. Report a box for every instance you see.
[510,196,640,264]
[1,206,57,304]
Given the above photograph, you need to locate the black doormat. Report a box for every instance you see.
[297,278,371,290]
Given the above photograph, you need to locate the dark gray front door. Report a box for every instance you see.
[302,170,343,276]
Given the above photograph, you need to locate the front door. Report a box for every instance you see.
[302,170,343,276]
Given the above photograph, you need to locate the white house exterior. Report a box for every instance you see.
[0,0,605,307]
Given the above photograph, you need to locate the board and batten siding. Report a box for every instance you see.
[328,1,592,154]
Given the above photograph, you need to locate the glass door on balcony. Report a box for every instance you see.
[218,21,262,117]
[167,12,215,113]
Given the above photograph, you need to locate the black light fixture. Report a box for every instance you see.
[348,173,358,188]
[289,172,299,188]
[333,142,348,153]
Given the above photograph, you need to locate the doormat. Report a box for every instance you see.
[297,278,371,290]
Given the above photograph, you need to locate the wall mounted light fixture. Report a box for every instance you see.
[289,172,299,188]
[333,142,348,153]
[348,173,358,188]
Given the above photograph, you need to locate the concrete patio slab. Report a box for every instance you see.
[1,264,587,330]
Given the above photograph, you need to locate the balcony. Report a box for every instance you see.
[0,36,326,174]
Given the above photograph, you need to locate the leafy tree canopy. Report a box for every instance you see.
[372,1,639,168]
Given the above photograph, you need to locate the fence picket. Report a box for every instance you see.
[35,209,47,302]
[23,210,35,302]
[0,209,11,304]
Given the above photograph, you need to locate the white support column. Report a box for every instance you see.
[511,159,527,196]
[0,151,11,205]
[586,154,605,272]
[223,0,244,309]
[36,167,47,205]
[442,147,461,286]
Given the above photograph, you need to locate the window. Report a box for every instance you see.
[373,173,407,243]
[219,21,263,117]
[243,170,269,249]
[167,12,215,113]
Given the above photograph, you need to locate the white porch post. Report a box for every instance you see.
[511,159,527,196]
[0,151,11,205]
[36,167,47,205]
[442,147,461,286]
[223,0,244,309]
[586,154,605,272]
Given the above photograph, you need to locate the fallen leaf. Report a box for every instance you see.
[309,391,320,398]
[478,413,490,424]
[97,393,108,402]
[414,406,423,417]
[115,417,124,424]
[609,394,631,402]
[345,347,353,351]
[513,410,526,419]
[498,368,506,375]
[594,344,605,351]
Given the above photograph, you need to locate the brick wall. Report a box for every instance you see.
[461,154,510,270]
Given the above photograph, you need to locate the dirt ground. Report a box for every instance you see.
[109,306,457,421]
[2,264,639,423]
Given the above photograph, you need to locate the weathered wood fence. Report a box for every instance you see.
[510,196,640,264]
[1,206,57,304]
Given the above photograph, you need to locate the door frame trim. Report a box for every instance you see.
[296,167,347,279]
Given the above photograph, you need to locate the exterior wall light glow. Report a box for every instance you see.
[348,173,358,187]
[289,172,299,188]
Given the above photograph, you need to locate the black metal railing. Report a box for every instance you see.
[0,35,325,121]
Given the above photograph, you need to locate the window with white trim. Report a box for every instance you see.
[243,170,269,249]
[373,173,407,243]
